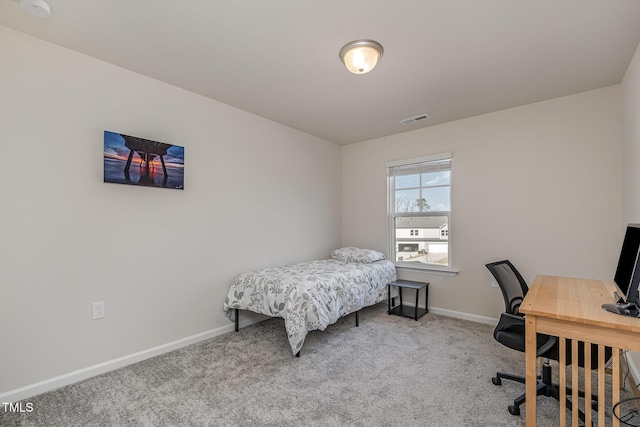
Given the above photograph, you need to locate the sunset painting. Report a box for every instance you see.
[104,131,184,190]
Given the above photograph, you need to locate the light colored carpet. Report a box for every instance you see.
[1,303,634,426]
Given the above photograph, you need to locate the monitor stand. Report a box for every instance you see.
[601,302,640,317]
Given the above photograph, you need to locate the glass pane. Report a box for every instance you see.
[421,187,450,211]
[421,170,450,186]
[395,188,420,212]
[395,174,420,189]
[395,216,448,266]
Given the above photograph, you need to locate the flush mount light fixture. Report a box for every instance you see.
[19,0,51,18]
[339,39,384,74]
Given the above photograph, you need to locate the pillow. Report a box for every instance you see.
[330,247,386,263]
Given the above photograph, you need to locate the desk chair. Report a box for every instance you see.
[487,260,606,420]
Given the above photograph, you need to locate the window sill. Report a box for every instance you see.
[394,263,459,276]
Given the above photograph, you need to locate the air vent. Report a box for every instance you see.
[399,114,430,125]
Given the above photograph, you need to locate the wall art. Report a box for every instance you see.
[104,131,184,190]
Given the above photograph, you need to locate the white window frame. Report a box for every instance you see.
[386,152,458,275]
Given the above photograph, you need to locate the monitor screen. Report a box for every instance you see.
[628,256,640,306]
[614,224,640,300]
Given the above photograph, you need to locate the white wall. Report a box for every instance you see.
[623,41,640,221]
[0,25,341,397]
[342,86,624,319]
[622,37,640,385]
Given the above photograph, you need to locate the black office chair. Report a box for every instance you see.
[487,260,607,420]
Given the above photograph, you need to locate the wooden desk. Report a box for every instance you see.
[520,275,640,426]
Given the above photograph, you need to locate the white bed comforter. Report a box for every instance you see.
[223,259,397,355]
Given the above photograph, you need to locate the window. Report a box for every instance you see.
[387,153,452,270]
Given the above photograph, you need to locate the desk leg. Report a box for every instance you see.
[559,339,567,427]
[525,315,537,427]
[598,345,606,426]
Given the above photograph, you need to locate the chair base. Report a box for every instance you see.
[492,360,598,423]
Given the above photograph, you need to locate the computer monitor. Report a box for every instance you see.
[613,224,640,302]
[627,249,640,306]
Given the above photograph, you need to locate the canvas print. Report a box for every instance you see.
[104,131,184,190]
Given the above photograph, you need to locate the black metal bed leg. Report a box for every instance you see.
[355,310,360,327]
[235,309,239,332]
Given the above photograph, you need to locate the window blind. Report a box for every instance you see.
[387,152,451,174]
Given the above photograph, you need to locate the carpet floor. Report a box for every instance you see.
[1,303,635,426]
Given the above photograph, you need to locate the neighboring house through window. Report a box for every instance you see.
[387,152,452,270]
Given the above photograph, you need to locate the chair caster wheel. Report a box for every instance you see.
[508,405,520,416]
[492,377,501,385]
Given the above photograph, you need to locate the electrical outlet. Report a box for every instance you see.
[92,301,106,319]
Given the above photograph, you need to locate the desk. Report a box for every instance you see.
[520,275,640,426]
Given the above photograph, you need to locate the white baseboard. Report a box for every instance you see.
[0,318,256,403]
[1,307,494,403]
[395,299,498,325]
[427,306,498,325]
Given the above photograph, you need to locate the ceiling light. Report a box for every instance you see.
[339,40,384,75]
[19,0,51,18]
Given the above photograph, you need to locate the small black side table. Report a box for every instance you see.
[387,279,429,320]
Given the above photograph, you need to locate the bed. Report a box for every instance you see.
[223,247,397,356]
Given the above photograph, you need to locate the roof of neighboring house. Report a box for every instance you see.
[395,216,448,229]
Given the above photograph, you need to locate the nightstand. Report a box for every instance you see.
[387,279,429,320]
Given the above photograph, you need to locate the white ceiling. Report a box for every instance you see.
[2,0,640,145]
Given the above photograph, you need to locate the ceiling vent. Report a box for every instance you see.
[399,114,430,125]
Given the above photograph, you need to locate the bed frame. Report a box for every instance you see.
[234,308,361,357]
